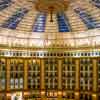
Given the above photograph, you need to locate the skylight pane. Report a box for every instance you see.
[92,0,100,8]
[74,7,97,29]
[57,13,71,32]
[0,0,11,11]
[33,13,46,32]
[1,8,28,29]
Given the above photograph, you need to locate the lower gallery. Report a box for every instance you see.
[0,0,100,99]
[0,49,100,100]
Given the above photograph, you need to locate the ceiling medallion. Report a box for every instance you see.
[35,0,69,22]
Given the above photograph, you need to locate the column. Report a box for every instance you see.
[41,59,45,90]
[75,58,80,100]
[6,58,10,91]
[24,59,28,90]
[58,59,62,100]
[58,58,62,89]
[6,58,11,100]
[41,59,46,100]
[92,58,98,100]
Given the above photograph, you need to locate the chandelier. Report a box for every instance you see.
[35,0,69,22]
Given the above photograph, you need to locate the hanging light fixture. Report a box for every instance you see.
[35,0,69,22]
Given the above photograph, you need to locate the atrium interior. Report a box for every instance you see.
[0,0,100,100]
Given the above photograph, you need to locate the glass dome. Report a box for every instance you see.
[0,0,100,49]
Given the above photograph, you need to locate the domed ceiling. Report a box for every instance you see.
[0,0,100,33]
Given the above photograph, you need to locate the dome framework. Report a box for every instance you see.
[0,0,100,100]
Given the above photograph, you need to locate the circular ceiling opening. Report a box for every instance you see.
[35,0,69,13]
